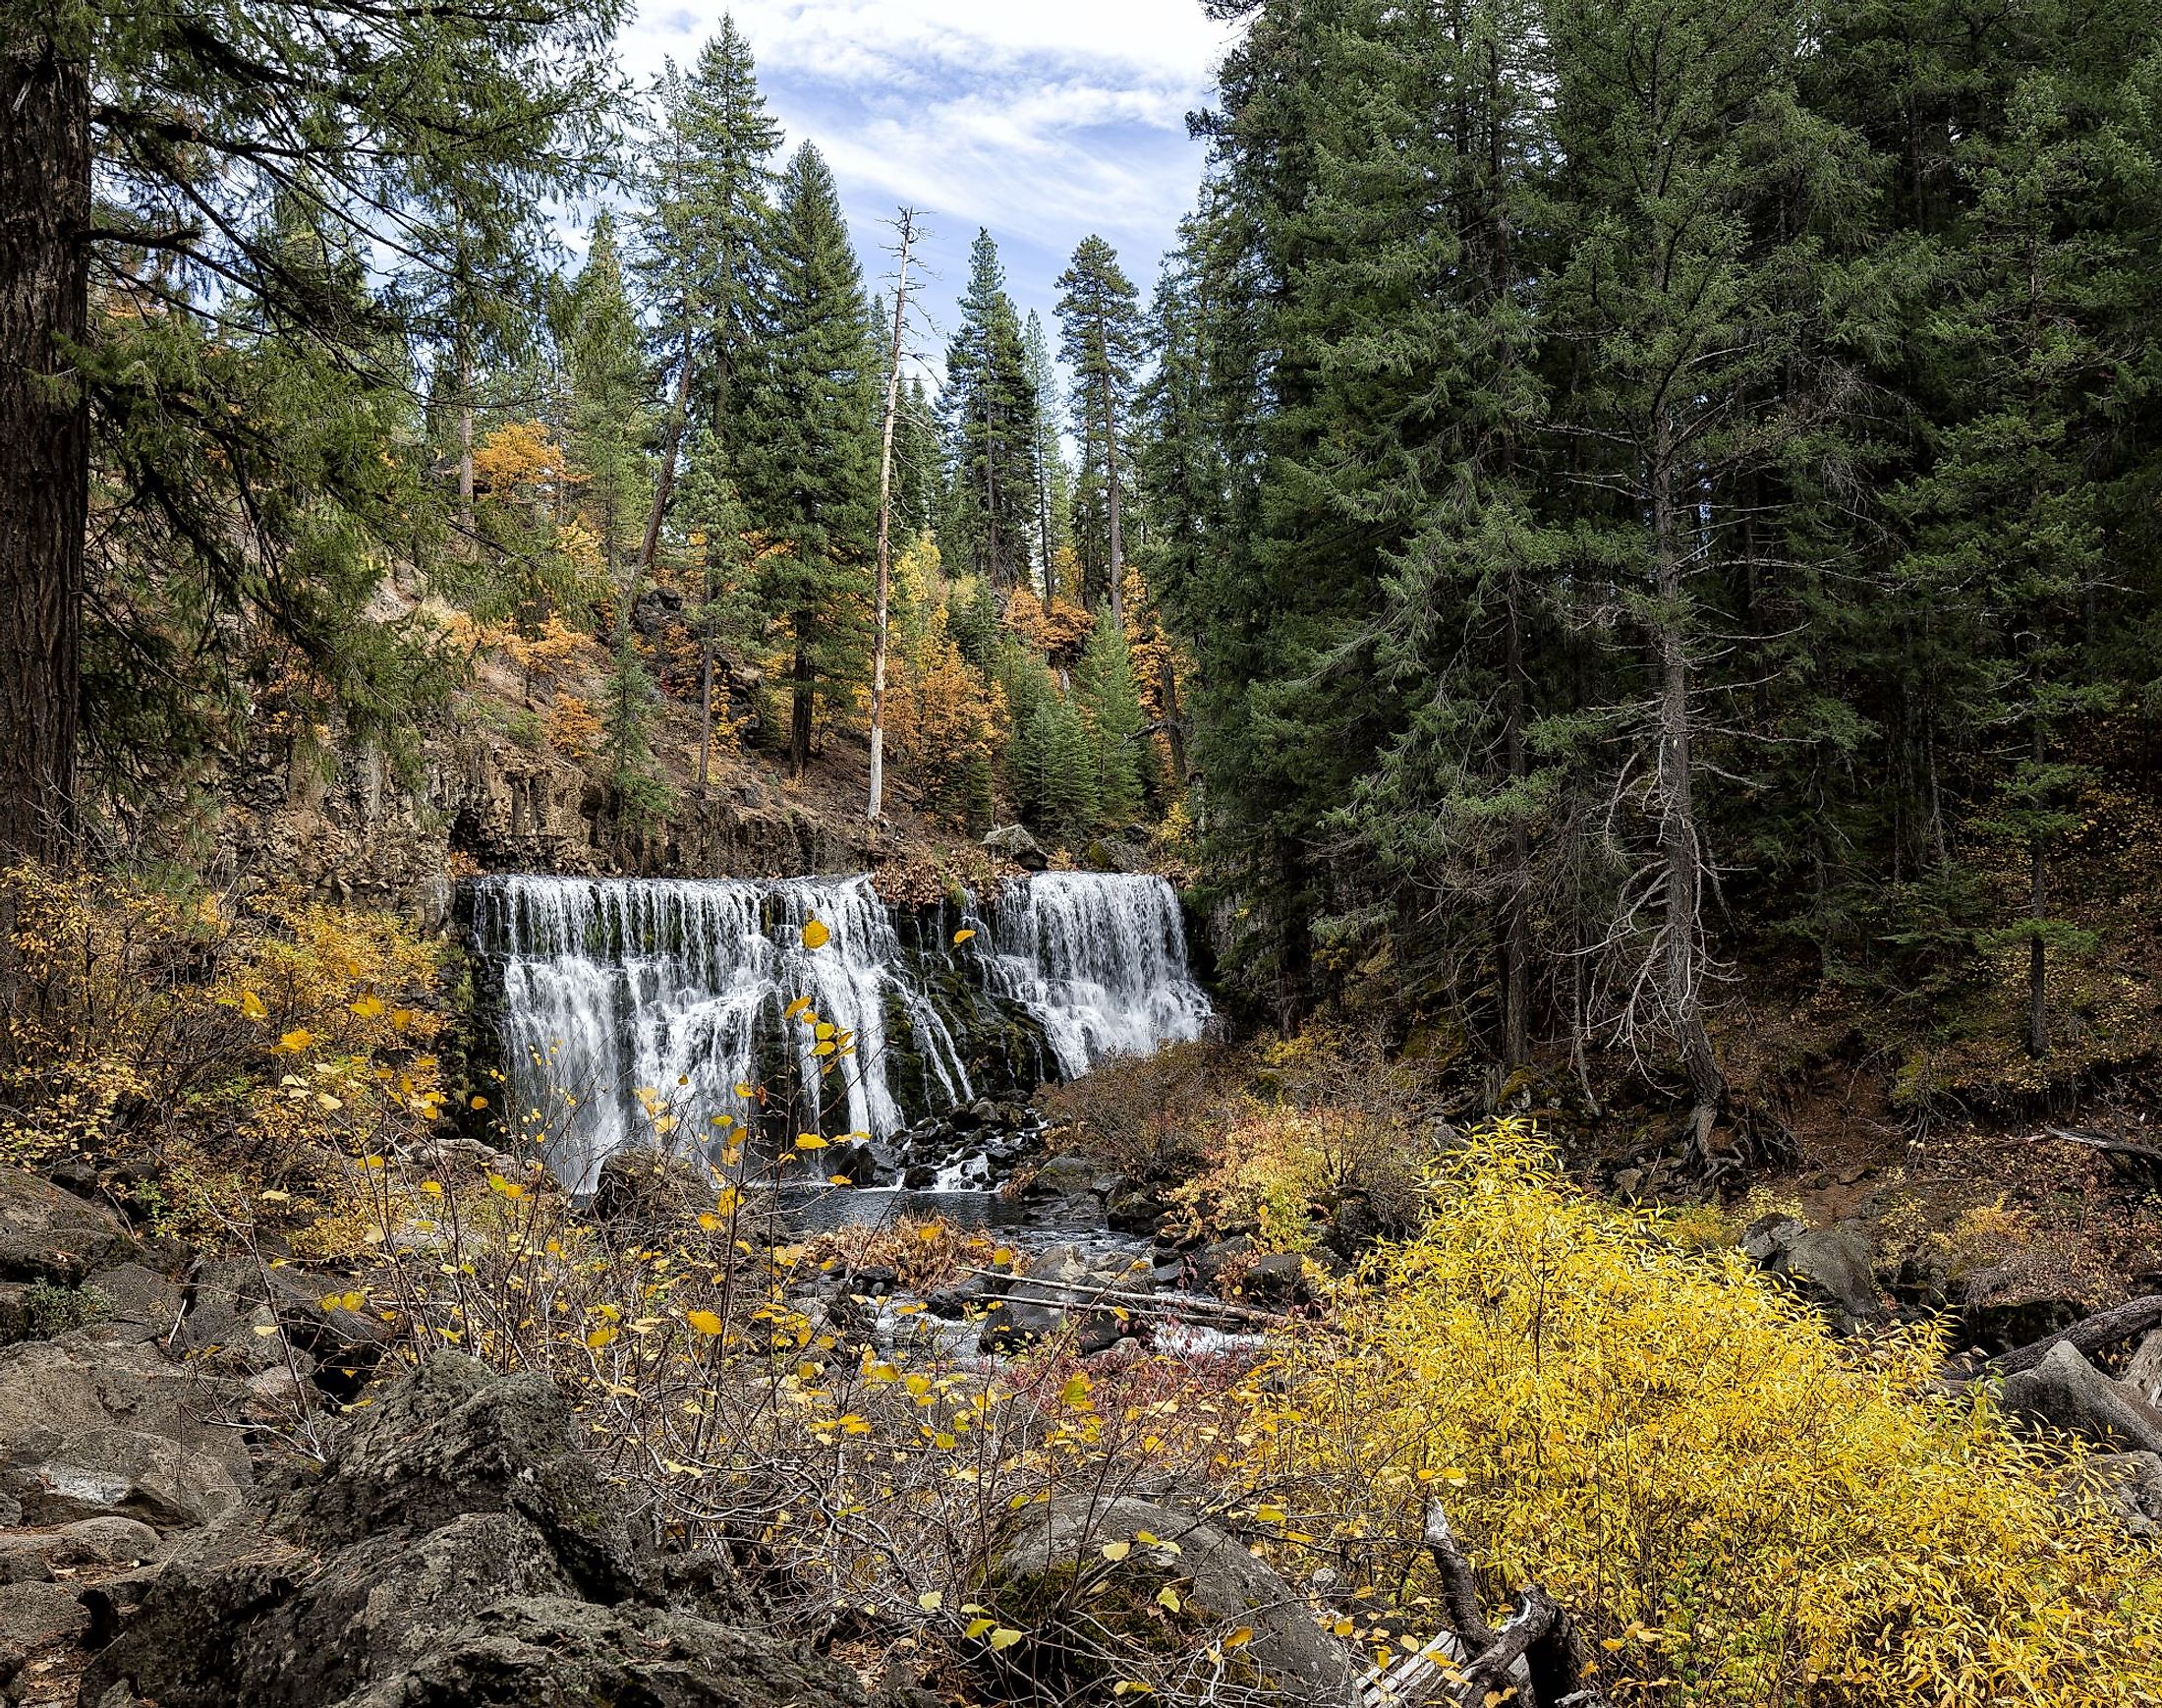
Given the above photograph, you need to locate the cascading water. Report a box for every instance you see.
[976,873,1215,1079]
[469,871,1210,1190]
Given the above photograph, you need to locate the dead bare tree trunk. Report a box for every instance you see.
[1651,417,1722,1158]
[868,210,918,824]
[1393,1502,1610,1708]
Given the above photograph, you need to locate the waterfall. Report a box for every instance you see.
[977,873,1213,1079]
[470,871,1210,1189]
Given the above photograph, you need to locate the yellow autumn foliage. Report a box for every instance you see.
[1249,1121,2162,1707]
[0,868,446,1227]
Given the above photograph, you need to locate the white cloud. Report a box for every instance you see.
[615,1,1234,300]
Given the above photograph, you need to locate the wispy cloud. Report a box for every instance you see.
[614,1,1234,363]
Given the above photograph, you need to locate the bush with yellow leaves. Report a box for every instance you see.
[1244,1121,2162,1706]
[1,866,447,1239]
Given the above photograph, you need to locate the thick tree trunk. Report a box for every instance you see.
[456,338,476,538]
[2028,720,2050,1060]
[1652,420,1722,1151]
[1104,387,1126,631]
[697,639,715,791]
[0,28,90,868]
[788,637,814,780]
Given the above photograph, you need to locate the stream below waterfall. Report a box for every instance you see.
[467,870,1212,1199]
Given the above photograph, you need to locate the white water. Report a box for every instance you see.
[977,873,1214,1078]
[472,872,1210,1190]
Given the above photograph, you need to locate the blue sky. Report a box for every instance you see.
[614,1,1237,398]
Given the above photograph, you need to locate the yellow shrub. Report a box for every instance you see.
[1247,1121,2162,1706]
[1,869,446,1215]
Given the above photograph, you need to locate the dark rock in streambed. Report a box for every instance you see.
[1028,1154,1099,1199]
[975,1244,1152,1357]
[79,1353,873,1708]
[825,1140,880,1186]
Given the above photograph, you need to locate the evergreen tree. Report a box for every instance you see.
[680,19,783,447]
[1056,235,1145,625]
[0,0,619,860]
[674,429,761,786]
[1022,310,1067,589]
[562,216,650,591]
[735,143,879,778]
[1073,607,1154,829]
[942,231,1041,592]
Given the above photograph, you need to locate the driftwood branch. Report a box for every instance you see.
[1424,1501,1495,1653]
[1365,1501,1611,1708]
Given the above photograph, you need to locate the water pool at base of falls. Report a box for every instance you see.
[467,871,1211,1191]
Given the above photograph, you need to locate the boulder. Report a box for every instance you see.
[2001,1342,2162,1453]
[0,1517,160,1585]
[2123,1329,2162,1408]
[987,1495,1359,1704]
[982,825,1048,871]
[4,1426,243,1529]
[0,1337,250,1482]
[1029,1155,1099,1199]
[79,1263,185,1344]
[2064,1451,2162,1536]
[0,1167,133,1284]
[586,1149,710,1229]
[1741,1215,1883,1330]
[80,1353,870,1708]
[1229,1251,1309,1308]
[0,1578,89,1689]
[977,1246,1151,1357]
[1192,1236,1255,1293]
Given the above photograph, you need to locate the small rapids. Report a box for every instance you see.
[468,871,1210,1191]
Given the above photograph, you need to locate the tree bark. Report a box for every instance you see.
[2027,718,2049,1060]
[788,636,815,780]
[1501,557,1531,1069]
[1104,380,1126,631]
[0,26,90,868]
[639,330,695,578]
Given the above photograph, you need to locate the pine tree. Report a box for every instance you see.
[1022,310,1067,590]
[1056,235,1145,626]
[680,19,783,447]
[0,0,618,860]
[674,429,761,786]
[561,216,650,592]
[1073,607,1154,829]
[735,142,879,779]
[942,231,1041,592]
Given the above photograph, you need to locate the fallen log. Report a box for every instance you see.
[1990,1294,2162,1379]
[2045,1125,2162,1185]
[955,1266,1314,1332]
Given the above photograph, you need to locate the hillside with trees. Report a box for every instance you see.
[9,1,2162,1705]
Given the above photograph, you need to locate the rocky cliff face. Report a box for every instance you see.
[145,714,901,933]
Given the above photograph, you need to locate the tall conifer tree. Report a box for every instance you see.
[736,143,879,778]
